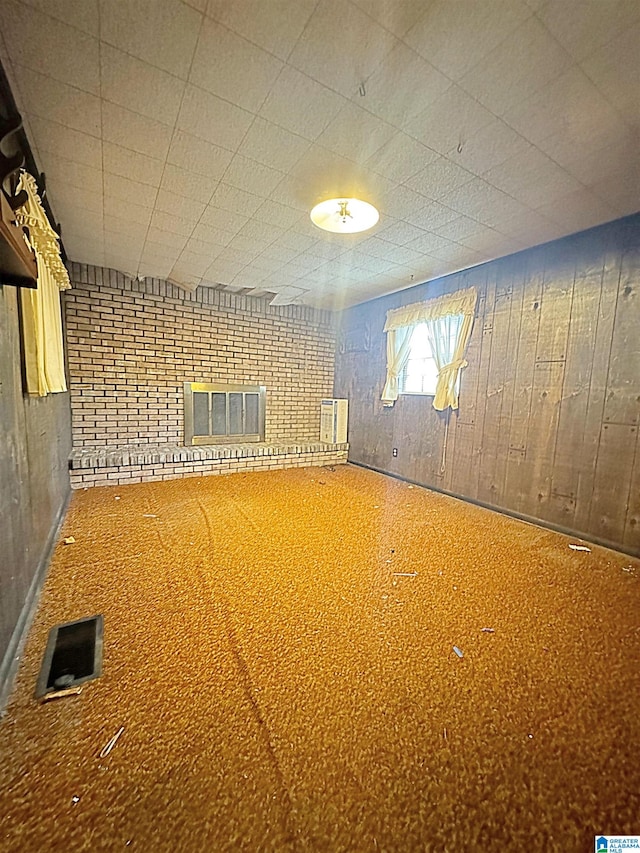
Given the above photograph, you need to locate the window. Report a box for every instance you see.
[184,382,266,445]
[400,320,461,397]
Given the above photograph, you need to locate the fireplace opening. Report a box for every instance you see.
[184,382,266,445]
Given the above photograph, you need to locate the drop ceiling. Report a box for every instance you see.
[0,0,638,309]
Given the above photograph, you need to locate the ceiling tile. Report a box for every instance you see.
[183,236,225,259]
[2,0,635,309]
[226,234,265,258]
[201,204,250,234]
[100,43,185,125]
[534,0,640,62]
[160,164,220,205]
[103,173,158,208]
[503,67,621,147]
[514,167,584,209]
[238,219,285,244]
[290,146,391,209]
[580,23,640,124]
[210,183,264,217]
[535,188,617,232]
[0,2,99,93]
[20,0,99,36]
[38,152,104,194]
[356,42,450,128]
[458,17,573,117]
[155,189,206,222]
[350,0,427,38]
[316,102,396,163]
[138,259,174,279]
[99,0,202,79]
[405,157,475,201]
[273,230,317,253]
[62,209,103,235]
[103,219,146,244]
[259,66,345,141]
[365,132,439,183]
[254,200,305,230]
[150,209,197,238]
[52,184,103,216]
[559,133,639,187]
[409,201,459,232]
[103,141,164,186]
[590,167,640,219]
[28,116,102,169]
[405,231,461,257]
[176,84,254,151]
[405,0,532,81]
[104,195,153,227]
[191,222,235,247]
[101,102,173,160]
[482,145,556,196]
[405,84,495,156]
[206,0,316,61]
[238,118,311,172]
[190,17,283,113]
[288,0,397,97]
[432,215,489,242]
[145,228,189,252]
[260,243,301,264]
[377,185,431,219]
[52,197,100,229]
[167,131,234,180]
[171,250,211,276]
[9,66,101,136]
[439,178,529,227]
[445,119,531,176]
[375,220,427,246]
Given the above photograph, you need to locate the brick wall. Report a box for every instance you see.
[64,264,337,448]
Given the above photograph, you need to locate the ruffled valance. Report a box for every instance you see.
[15,171,70,291]
[16,170,70,395]
[383,286,477,332]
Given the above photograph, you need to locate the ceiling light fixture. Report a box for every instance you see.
[310,198,379,234]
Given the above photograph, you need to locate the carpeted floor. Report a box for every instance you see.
[0,464,639,852]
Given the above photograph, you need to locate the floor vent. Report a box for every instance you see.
[35,615,103,697]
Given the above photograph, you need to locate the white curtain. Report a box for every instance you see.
[381,325,414,406]
[381,287,477,411]
[15,171,71,396]
[425,312,474,411]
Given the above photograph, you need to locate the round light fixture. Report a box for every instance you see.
[310,197,379,234]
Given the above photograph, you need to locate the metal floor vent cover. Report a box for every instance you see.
[35,615,104,698]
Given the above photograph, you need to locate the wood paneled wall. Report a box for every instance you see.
[334,214,640,556]
[0,285,71,705]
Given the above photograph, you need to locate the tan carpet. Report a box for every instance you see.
[0,464,639,852]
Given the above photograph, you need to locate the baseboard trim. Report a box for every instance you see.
[0,490,71,716]
[348,460,639,560]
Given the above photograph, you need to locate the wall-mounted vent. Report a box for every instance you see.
[184,382,266,445]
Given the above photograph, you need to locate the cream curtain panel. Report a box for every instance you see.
[380,325,414,406]
[16,171,71,396]
[381,286,477,410]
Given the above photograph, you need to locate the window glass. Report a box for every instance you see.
[228,393,243,434]
[193,392,210,436]
[401,320,461,396]
[212,393,227,435]
[401,324,438,395]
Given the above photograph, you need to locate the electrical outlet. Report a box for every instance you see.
[392,448,398,457]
